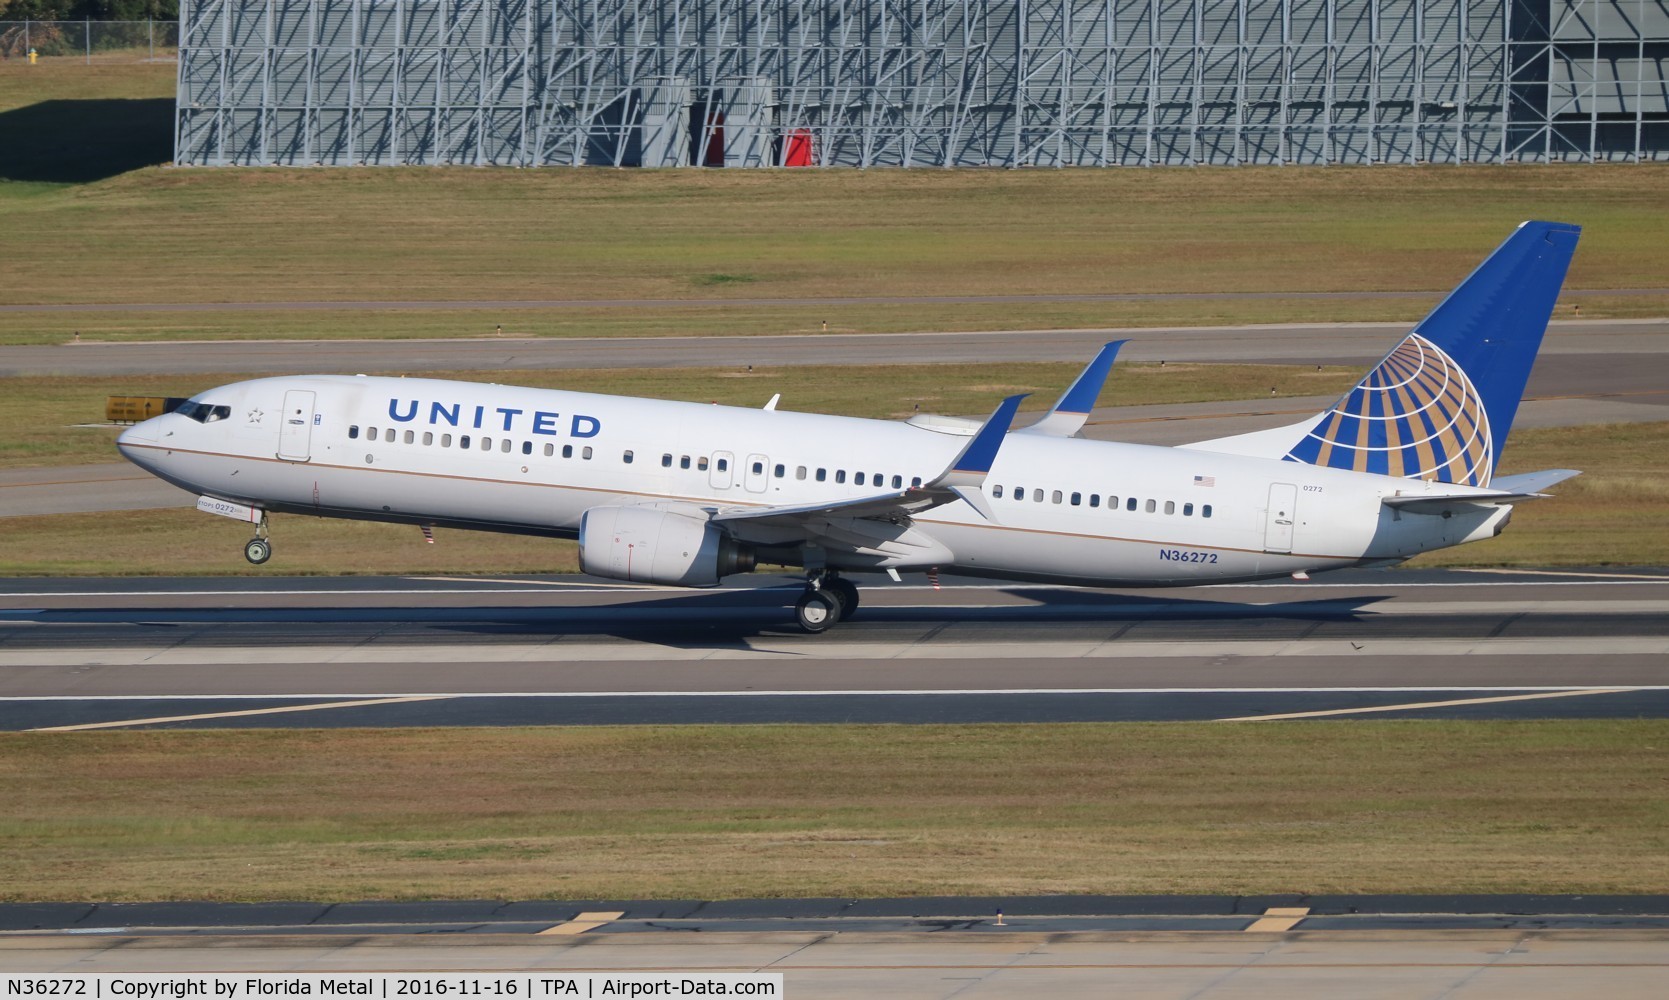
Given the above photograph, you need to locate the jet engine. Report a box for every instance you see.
[578,506,755,587]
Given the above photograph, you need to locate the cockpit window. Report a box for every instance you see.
[175,400,232,423]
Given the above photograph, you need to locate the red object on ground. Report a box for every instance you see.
[784,128,814,166]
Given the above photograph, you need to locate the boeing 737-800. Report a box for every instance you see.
[118,222,1581,632]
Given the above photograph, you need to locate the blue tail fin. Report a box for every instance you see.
[1283,221,1580,487]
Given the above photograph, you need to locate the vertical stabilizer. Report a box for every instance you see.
[1188,222,1580,487]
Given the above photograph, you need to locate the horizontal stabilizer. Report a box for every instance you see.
[1382,468,1580,516]
[1019,341,1126,438]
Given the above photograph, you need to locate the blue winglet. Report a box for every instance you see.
[1018,341,1127,437]
[1054,340,1126,414]
[949,393,1028,478]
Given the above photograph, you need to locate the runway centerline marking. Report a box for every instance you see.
[27,695,454,731]
[1219,688,1628,722]
[1245,907,1310,932]
[538,911,626,936]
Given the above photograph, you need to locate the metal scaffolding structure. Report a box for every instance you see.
[175,0,1669,166]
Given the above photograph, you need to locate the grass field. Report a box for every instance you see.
[2,421,1662,574]
[3,722,1665,901]
[5,68,1669,344]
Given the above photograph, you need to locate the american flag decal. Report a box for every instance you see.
[1193,475,1216,488]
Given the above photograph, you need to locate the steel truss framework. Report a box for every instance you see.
[175,0,1669,165]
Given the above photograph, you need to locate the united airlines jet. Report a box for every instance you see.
[118,222,1581,632]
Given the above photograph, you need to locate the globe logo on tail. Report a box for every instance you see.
[1284,334,1494,487]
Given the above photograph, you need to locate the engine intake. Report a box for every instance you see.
[578,506,755,587]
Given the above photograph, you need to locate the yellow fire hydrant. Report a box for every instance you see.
[28,48,37,64]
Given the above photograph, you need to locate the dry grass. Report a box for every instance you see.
[2,723,1665,901]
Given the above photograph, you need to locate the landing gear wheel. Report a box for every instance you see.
[826,577,860,620]
[244,537,272,565]
[795,590,840,634]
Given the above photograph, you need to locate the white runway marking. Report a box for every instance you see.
[28,695,453,731]
[3,635,1665,667]
[3,686,1659,703]
[1218,688,1630,722]
[0,578,1665,599]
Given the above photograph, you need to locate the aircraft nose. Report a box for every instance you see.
[116,417,162,461]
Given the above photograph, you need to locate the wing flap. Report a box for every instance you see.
[712,393,1027,532]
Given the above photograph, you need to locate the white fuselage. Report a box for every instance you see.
[117,375,1511,586]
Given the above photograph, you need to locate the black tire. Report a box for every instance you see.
[826,577,860,619]
[795,590,839,633]
[244,538,272,565]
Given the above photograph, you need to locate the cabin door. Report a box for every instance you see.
[1264,482,1297,553]
[278,390,316,462]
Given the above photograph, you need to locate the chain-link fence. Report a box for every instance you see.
[0,20,179,64]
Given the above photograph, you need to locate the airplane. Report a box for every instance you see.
[118,221,1581,633]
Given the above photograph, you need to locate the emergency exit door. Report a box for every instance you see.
[278,390,316,462]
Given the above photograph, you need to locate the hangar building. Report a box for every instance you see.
[175,0,1669,166]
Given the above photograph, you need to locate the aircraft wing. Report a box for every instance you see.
[1016,341,1126,438]
[710,393,1027,532]
[1381,468,1581,515]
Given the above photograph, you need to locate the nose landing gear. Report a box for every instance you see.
[243,512,272,565]
[794,571,861,634]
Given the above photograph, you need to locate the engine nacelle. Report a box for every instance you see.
[578,505,755,587]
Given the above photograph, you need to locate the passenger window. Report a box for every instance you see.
[1165,500,1175,515]
[502,439,513,453]
[582,446,593,460]
[480,437,492,451]
[662,454,673,468]
[623,450,634,464]
[521,440,531,455]
[1070,492,1081,506]
[752,460,764,475]
[855,472,865,486]
[892,475,903,488]
[459,435,471,448]
[992,485,1004,498]
[385,428,395,443]
[348,425,360,440]
[796,466,806,480]
[1035,491,1045,502]
[423,432,433,446]
[368,427,378,439]
[770,463,782,478]
[403,430,414,444]
[1203,504,1213,518]
[911,477,922,488]
[562,444,573,458]
[1183,503,1194,516]
[698,456,709,471]
[1145,499,1156,513]
[716,457,728,472]
[816,468,827,482]
[1126,497,1137,512]
[1090,494,1100,508]
[1015,487,1026,501]
[835,470,846,484]
[543,443,554,457]
[442,434,453,447]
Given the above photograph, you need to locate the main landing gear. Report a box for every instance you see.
[243,513,272,565]
[794,572,861,634]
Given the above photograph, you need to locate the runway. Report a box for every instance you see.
[3,569,1665,730]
